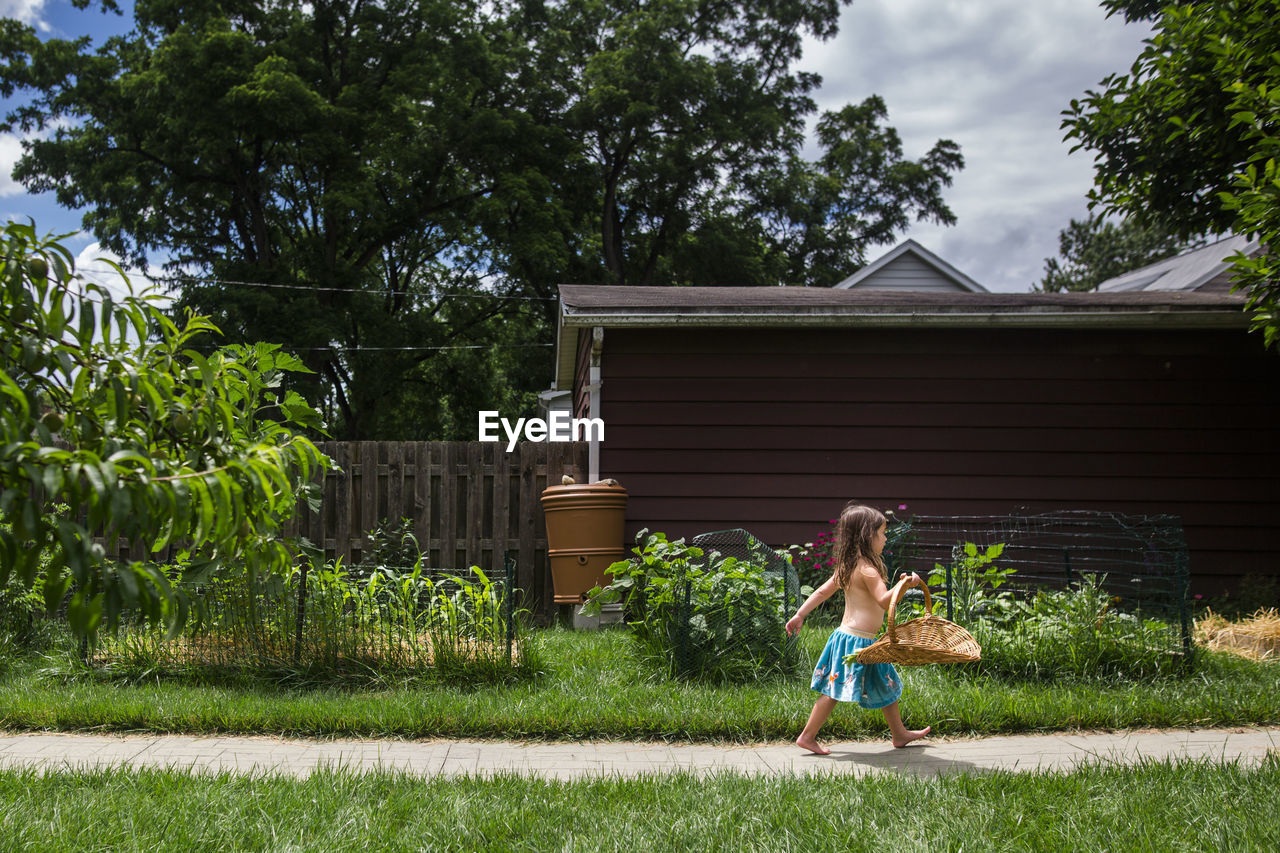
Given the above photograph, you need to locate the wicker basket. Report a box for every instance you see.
[855,580,981,666]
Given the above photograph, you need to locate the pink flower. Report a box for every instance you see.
[898,503,908,511]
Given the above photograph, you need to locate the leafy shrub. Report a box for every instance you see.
[356,517,424,578]
[972,574,1184,681]
[584,530,800,682]
[924,542,1021,627]
[0,504,69,654]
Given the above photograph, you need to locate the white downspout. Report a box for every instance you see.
[589,326,603,483]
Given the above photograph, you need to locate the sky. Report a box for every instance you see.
[0,0,1154,293]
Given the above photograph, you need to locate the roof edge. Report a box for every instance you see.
[559,308,1246,329]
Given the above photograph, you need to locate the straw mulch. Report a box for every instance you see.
[1195,608,1280,661]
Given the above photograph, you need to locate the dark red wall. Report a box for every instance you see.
[595,326,1280,594]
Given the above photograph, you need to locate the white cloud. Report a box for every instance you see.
[0,0,48,30]
[74,241,160,304]
[799,0,1153,291]
[0,134,27,196]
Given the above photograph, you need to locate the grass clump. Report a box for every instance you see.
[0,625,1276,742]
[0,757,1275,851]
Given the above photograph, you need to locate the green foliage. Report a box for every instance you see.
[1062,0,1271,240]
[1219,69,1280,347]
[510,1,965,289]
[0,0,554,440]
[0,507,55,653]
[584,530,799,682]
[0,221,330,639]
[92,555,533,684]
[1,759,1280,852]
[358,517,424,577]
[1036,214,1195,292]
[925,542,1020,627]
[973,574,1185,681]
[0,0,965,439]
[1064,0,1280,345]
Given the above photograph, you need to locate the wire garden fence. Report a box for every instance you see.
[90,553,524,679]
[670,528,802,680]
[889,511,1194,673]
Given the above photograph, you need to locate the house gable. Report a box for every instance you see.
[834,239,988,292]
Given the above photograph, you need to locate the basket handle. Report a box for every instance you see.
[886,577,931,644]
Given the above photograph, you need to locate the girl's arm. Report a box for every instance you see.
[860,565,922,611]
[785,573,839,636]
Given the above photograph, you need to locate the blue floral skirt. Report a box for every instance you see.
[810,626,903,709]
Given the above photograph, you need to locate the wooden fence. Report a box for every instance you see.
[100,441,589,617]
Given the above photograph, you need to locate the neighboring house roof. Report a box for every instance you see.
[1097,234,1261,293]
[552,285,1247,389]
[834,239,988,293]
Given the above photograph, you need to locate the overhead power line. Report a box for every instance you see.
[133,272,559,301]
[272,343,554,352]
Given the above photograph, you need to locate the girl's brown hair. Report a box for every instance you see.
[833,502,888,589]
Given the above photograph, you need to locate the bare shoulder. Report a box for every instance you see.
[855,562,886,589]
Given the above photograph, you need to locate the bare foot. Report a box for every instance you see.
[796,735,831,755]
[891,726,931,748]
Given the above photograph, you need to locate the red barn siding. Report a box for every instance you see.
[595,326,1280,594]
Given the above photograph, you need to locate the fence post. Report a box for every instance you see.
[505,549,516,665]
[1063,549,1074,587]
[293,558,309,665]
[945,560,953,623]
[1176,549,1193,669]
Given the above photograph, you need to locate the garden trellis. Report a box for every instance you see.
[89,553,523,677]
[892,511,1194,666]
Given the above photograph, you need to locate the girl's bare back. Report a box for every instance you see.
[841,563,887,635]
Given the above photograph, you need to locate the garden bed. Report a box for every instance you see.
[90,632,522,670]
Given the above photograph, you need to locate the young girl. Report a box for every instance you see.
[785,502,931,753]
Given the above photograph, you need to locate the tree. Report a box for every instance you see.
[0,221,329,638]
[0,0,543,440]
[0,0,965,439]
[496,0,964,290]
[1036,214,1193,292]
[1062,0,1280,342]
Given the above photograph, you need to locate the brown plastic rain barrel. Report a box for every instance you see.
[540,481,628,604]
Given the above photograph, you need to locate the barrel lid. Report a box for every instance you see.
[541,481,627,498]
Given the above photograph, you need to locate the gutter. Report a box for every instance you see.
[559,308,1248,329]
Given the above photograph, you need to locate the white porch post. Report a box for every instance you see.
[589,326,603,483]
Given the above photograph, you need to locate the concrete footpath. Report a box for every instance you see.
[0,727,1276,780]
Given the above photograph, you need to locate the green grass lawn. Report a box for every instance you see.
[0,757,1276,852]
[1,626,1276,741]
